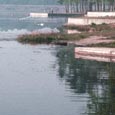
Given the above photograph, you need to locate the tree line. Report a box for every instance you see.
[58,0,115,13]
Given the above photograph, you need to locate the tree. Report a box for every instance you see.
[58,0,115,13]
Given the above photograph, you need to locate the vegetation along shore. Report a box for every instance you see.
[17,23,115,47]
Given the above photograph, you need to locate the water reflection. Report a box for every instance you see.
[56,45,115,115]
[0,41,114,115]
[86,63,115,115]
[75,54,115,63]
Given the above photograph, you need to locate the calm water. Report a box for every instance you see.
[0,5,66,40]
[0,42,115,115]
[0,4,115,115]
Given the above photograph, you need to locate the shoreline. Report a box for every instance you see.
[17,23,115,47]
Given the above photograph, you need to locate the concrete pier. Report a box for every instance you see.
[29,12,83,18]
[30,13,48,17]
[48,13,83,17]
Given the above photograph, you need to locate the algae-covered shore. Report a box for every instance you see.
[17,23,115,47]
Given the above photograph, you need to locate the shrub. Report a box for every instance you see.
[91,23,96,27]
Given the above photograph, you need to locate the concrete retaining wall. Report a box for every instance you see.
[87,12,115,17]
[68,18,115,25]
[68,12,115,25]
[30,13,48,18]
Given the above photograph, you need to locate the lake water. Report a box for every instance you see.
[0,4,115,115]
[0,5,66,40]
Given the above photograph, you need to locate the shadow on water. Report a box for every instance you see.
[55,45,115,115]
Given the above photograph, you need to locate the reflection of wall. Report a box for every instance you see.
[56,46,115,115]
[56,46,108,93]
[87,64,115,115]
[75,54,115,62]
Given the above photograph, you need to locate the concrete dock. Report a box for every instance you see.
[30,12,83,18]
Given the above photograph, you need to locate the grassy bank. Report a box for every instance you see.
[17,32,89,44]
[17,23,115,47]
[64,23,115,33]
[88,42,115,48]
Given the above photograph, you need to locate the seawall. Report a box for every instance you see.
[30,13,48,17]
[68,17,115,25]
[86,12,115,17]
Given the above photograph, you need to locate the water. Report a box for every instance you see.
[0,4,114,115]
[0,42,86,115]
[0,5,66,40]
[0,42,115,115]
[55,46,115,115]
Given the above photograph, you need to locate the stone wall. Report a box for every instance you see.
[68,18,115,25]
[86,12,115,17]
[30,13,48,18]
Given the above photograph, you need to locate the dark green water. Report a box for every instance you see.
[0,42,114,115]
[56,45,115,115]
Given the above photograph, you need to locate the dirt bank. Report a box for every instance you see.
[73,36,115,46]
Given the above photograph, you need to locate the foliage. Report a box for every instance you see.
[17,33,89,44]
[58,0,115,13]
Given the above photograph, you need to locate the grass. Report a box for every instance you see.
[64,23,113,32]
[88,42,115,48]
[64,24,91,31]
[17,23,115,47]
[17,33,59,44]
[17,32,89,44]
